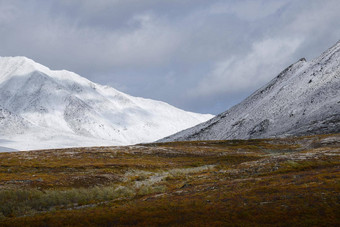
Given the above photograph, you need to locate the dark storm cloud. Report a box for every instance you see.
[0,0,340,114]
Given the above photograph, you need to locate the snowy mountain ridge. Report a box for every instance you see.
[159,40,340,142]
[0,56,213,151]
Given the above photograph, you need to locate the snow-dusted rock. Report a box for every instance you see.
[160,40,340,142]
[0,57,213,151]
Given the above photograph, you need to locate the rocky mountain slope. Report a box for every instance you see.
[160,40,340,142]
[0,57,213,151]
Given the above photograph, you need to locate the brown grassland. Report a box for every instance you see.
[0,134,339,226]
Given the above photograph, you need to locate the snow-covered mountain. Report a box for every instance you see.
[0,57,213,151]
[160,40,340,142]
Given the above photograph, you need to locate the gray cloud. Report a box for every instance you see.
[192,37,303,97]
[0,0,340,114]
[189,0,340,101]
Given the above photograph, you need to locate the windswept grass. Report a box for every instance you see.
[0,184,136,217]
[0,133,339,226]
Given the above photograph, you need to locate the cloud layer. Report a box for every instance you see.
[0,0,340,114]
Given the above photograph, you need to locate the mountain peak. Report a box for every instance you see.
[0,56,100,90]
[160,40,340,142]
[0,56,52,83]
[0,56,47,69]
[0,56,213,151]
[313,39,340,64]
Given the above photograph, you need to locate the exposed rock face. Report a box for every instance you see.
[160,40,340,142]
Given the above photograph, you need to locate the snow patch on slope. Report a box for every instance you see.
[160,40,340,142]
[0,57,213,151]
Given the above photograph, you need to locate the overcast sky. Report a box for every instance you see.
[1,0,340,114]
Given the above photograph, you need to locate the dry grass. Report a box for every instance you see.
[0,133,339,226]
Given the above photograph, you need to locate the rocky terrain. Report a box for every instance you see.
[160,40,340,142]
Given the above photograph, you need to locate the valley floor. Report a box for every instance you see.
[0,134,339,226]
